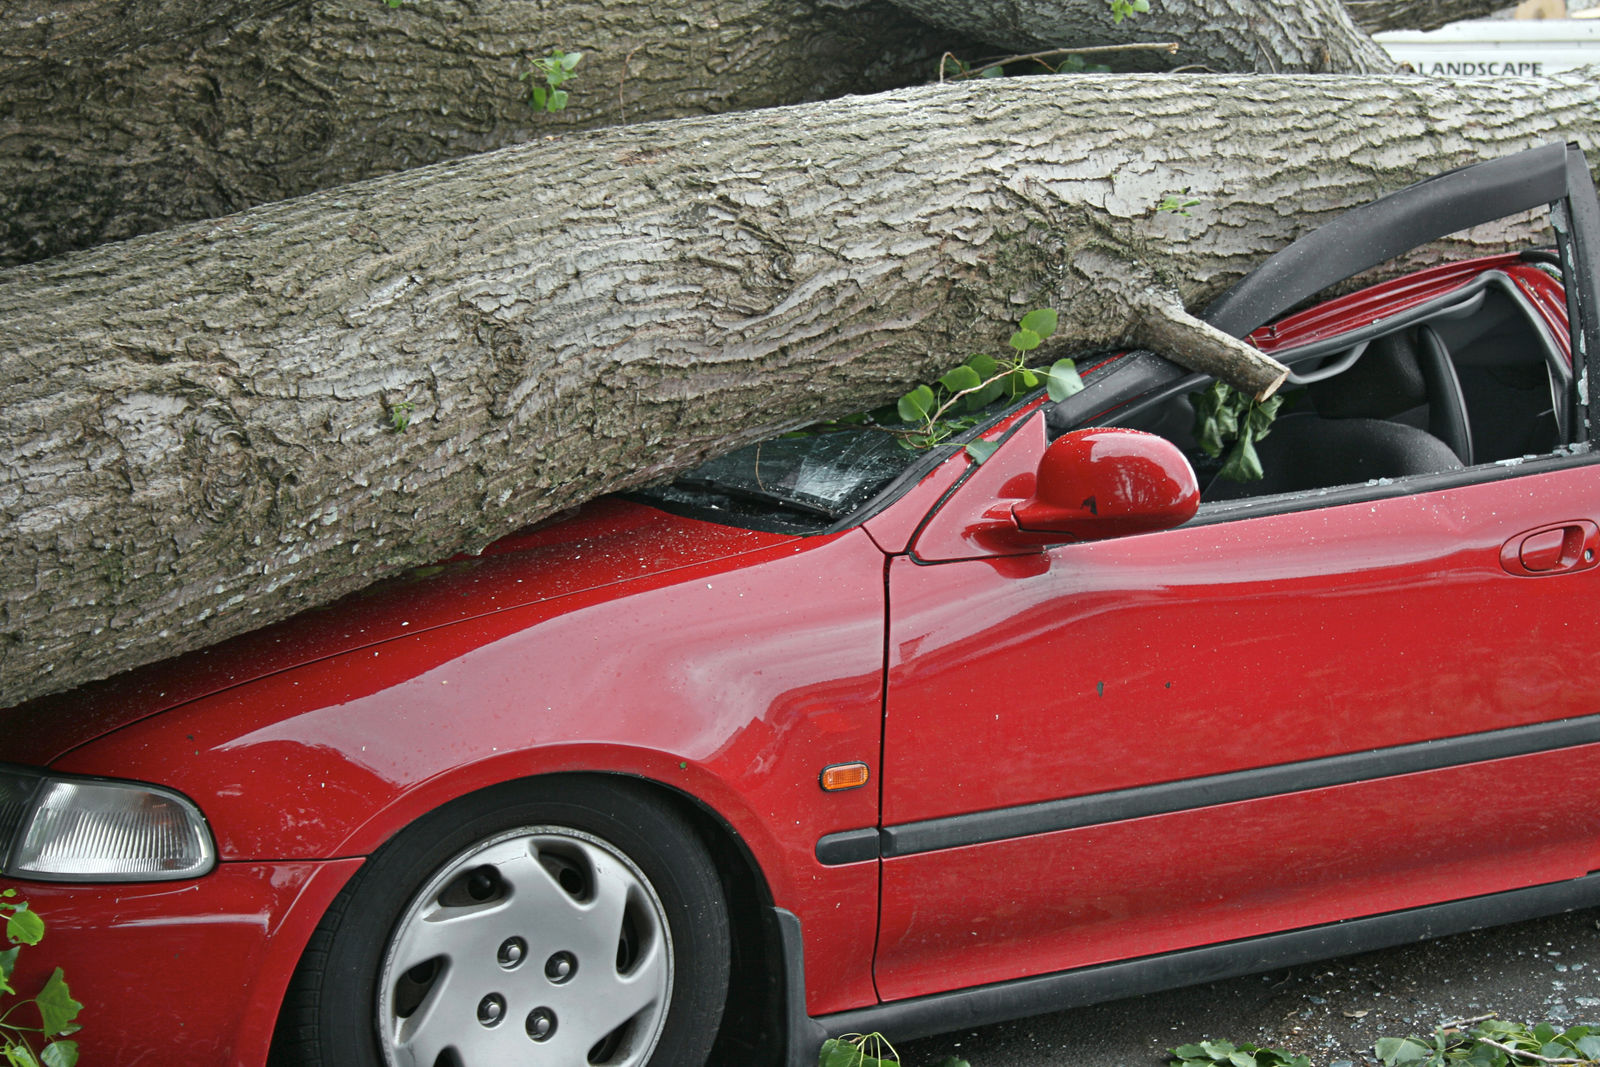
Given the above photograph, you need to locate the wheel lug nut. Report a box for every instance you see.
[477,994,505,1027]
[545,950,577,984]
[498,937,526,969]
[526,1006,557,1042]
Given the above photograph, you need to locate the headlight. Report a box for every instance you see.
[0,764,215,882]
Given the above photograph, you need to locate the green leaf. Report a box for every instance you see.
[818,1038,860,1067]
[965,439,1001,464]
[1219,432,1263,483]
[1532,1023,1559,1044]
[0,946,17,981]
[965,353,999,378]
[6,1044,42,1067]
[548,89,569,110]
[980,65,1006,78]
[35,970,82,1038]
[1244,394,1282,440]
[39,1043,77,1067]
[6,907,43,947]
[897,384,936,424]
[560,51,583,70]
[939,365,982,394]
[1575,1035,1600,1058]
[1046,358,1085,402]
[1229,1052,1258,1067]
[1200,1042,1237,1058]
[1375,1037,1433,1066]
[530,86,548,110]
[1172,1045,1210,1060]
[1008,328,1042,352]
[1018,308,1058,339]
[936,1059,970,1067]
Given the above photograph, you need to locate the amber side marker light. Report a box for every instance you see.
[820,762,870,792]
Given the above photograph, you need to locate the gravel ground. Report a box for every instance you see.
[892,908,1600,1067]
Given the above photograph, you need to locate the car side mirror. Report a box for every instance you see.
[1007,428,1200,544]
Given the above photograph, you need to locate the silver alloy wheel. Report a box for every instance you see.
[376,826,674,1067]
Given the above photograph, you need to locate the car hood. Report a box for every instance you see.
[3,497,796,766]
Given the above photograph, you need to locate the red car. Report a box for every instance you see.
[3,142,1599,1067]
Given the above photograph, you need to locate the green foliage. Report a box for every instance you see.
[1158,190,1203,216]
[819,1033,900,1067]
[1190,380,1281,482]
[888,308,1083,460]
[388,400,417,433]
[1375,1018,1600,1066]
[1109,0,1151,22]
[521,51,583,112]
[1171,1040,1311,1067]
[0,892,81,1067]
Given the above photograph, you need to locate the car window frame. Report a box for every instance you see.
[1044,142,1600,524]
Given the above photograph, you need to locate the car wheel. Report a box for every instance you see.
[275,776,730,1067]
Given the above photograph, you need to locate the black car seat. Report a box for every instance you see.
[1207,330,1468,500]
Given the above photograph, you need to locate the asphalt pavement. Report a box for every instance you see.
[892,908,1600,1067]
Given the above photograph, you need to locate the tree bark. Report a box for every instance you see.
[3,71,1596,709]
[1347,0,1508,33]
[0,0,296,81]
[888,0,1397,72]
[0,0,969,267]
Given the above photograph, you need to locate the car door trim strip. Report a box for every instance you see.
[815,713,1600,864]
[808,871,1600,1047]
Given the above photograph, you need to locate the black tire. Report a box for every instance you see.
[273,776,731,1067]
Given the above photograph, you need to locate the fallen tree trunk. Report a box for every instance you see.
[1347,0,1508,33]
[0,0,969,266]
[3,71,1597,708]
[891,0,1396,72]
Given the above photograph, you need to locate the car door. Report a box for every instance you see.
[875,408,1600,1000]
[872,142,1600,1003]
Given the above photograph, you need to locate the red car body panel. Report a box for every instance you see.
[878,454,1600,994]
[8,859,362,1065]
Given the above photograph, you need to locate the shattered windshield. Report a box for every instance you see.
[636,427,924,531]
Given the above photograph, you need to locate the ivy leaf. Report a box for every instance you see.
[939,365,982,394]
[7,906,43,947]
[7,1044,42,1067]
[965,439,1001,464]
[1576,1035,1600,1058]
[530,86,548,110]
[560,51,583,70]
[548,89,569,110]
[40,1043,77,1067]
[1046,358,1084,402]
[1019,308,1058,339]
[1008,328,1042,352]
[897,384,936,424]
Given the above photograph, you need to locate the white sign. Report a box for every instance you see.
[1376,19,1600,76]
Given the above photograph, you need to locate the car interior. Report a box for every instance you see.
[1108,259,1573,503]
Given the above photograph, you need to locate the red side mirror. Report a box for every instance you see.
[1010,428,1199,543]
